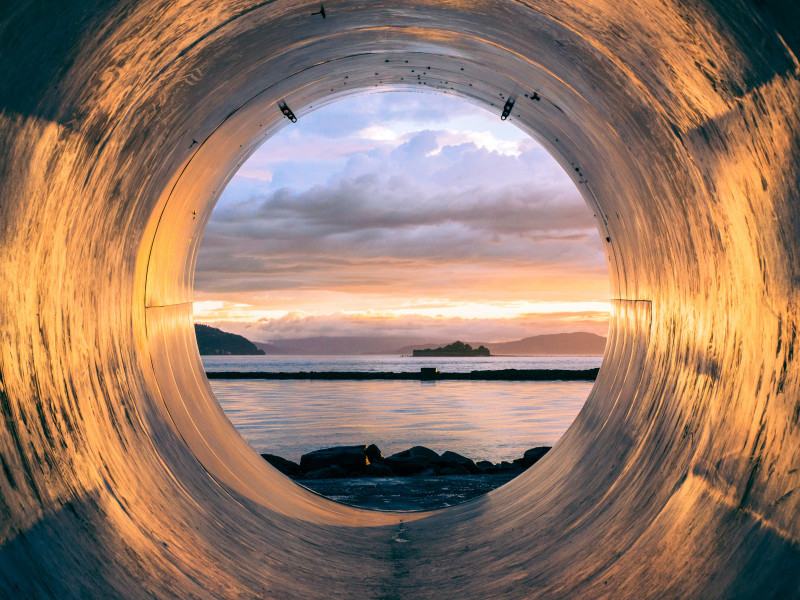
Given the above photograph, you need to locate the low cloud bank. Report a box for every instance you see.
[197,311,610,345]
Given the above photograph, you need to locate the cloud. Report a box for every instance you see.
[199,310,610,344]
[194,92,609,337]
[197,130,603,296]
[218,92,537,197]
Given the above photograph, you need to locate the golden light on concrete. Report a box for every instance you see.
[0,1,798,597]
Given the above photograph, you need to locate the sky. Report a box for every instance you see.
[193,91,610,343]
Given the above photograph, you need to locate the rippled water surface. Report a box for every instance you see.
[202,354,603,373]
[207,356,598,463]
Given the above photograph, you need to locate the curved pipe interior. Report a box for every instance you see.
[0,1,799,598]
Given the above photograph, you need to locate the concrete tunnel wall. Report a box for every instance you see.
[0,1,799,597]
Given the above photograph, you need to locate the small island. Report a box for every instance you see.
[412,341,490,357]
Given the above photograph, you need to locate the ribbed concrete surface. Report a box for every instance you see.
[0,1,799,598]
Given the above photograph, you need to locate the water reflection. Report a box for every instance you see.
[212,379,591,464]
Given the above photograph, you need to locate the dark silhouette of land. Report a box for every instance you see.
[194,324,265,355]
[195,325,607,357]
[412,341,490,356]
[489,332,606,355]
[251,332,607,356]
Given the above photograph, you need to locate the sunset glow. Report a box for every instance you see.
[194,92,610,344]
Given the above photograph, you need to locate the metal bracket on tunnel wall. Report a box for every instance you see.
[500,96,516,120]
[278,100,297,123]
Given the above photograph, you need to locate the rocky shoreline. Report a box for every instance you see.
[261,444,550,509]
[262,444,551,480]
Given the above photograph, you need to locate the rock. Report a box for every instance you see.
[302,465,348,479]
[390,446,441,461]
[514,446,552,470]
[365,444,384,464]
[300,445,369,474]
[261,453,301,477]
[439,465,470,476]
[440,451,479,474]
[364,462,394,477]
[385,446,441,476]
[498,460,523,474]
[384,455,435,476]
[524,446,551,461]
[475,460,497,474]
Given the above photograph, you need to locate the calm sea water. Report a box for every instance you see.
[202,354,602,373]
[204,355,601,464]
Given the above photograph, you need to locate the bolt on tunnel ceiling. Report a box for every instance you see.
[0,1,799,598]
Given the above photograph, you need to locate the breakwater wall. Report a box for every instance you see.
[206,368,599,381]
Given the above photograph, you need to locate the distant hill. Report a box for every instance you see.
[488,332,606,355]
[413,341,491,357]
[194,324,265,355]
[254,336,445,355]
[251,332,606,356]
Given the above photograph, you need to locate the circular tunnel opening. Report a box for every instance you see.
[139,35,632,525]
[190,90,610,510]
[136,8,706,529]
